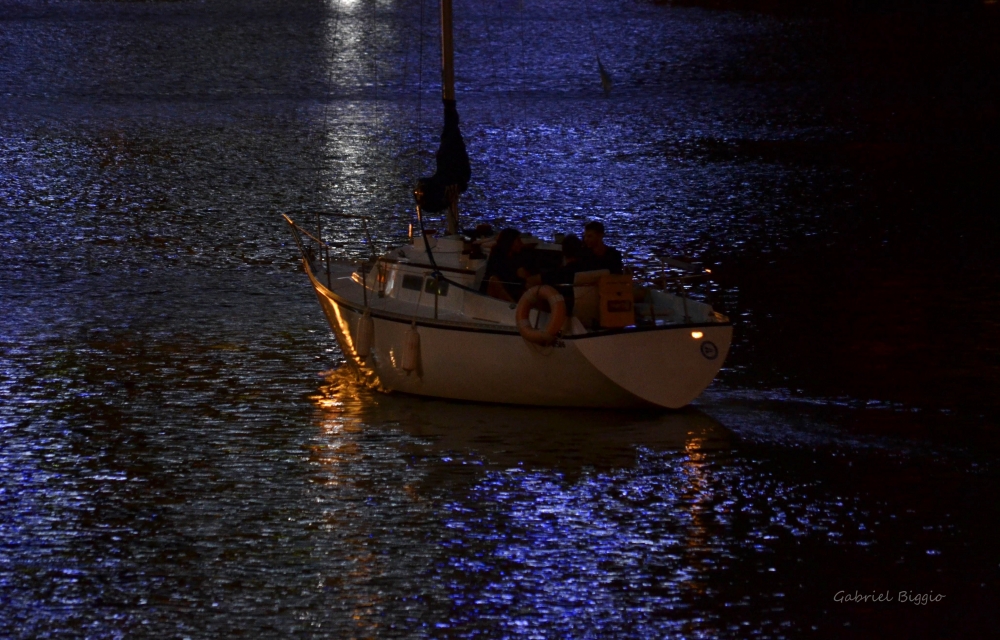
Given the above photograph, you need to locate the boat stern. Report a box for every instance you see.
[570,323,732,409]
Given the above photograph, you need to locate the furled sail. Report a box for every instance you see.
[414,99,471,213]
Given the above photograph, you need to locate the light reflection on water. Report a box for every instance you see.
[314,368,731,472]
[299,372,993,637]
[1,277,996,637]
[310,372,741,636]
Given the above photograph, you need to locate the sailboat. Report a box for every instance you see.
[284,0,732,409]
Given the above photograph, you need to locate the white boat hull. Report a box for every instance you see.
[307,262,731,409]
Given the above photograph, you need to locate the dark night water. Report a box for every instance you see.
[2,0,999,637]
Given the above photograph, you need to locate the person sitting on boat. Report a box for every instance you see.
[580,220,624,275]
[528,234,584,315]
[481,228,530,302]
[465,223,494,260]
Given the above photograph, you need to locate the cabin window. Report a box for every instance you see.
[424,278,449,296]
[401,274,423,291]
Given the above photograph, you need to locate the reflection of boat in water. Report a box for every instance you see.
[286,0,731,409]
[314,369,731,472]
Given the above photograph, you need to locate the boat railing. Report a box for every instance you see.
[285,212,723,322]
[628,255,721,323]
[283,212,377,288]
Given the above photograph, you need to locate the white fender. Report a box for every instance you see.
[355,309,374,358]
[401,322,420,373]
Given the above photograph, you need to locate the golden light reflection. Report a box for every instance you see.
[678,435,714,597]
[328,296,358,359]
[316,277,381,392]
[691,331,704,339]
[309,368,386,634]
[308,370,376,489]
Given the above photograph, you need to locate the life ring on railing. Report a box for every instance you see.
[516,285,567,345]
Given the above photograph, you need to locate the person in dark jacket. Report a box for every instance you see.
[580,220,623,274]
[538,234,585,315]
[481,228,529,301]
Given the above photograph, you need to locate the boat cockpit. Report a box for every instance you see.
[343,231,726,334]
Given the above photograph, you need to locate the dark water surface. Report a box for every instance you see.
[2,0,999,637]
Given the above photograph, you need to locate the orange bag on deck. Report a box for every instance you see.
[598,274,635,329]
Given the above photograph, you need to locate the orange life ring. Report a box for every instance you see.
[516,285,567,345]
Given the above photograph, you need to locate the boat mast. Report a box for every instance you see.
[440,0,455,102]
[413,0,469,237]
[440,0,459,234]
